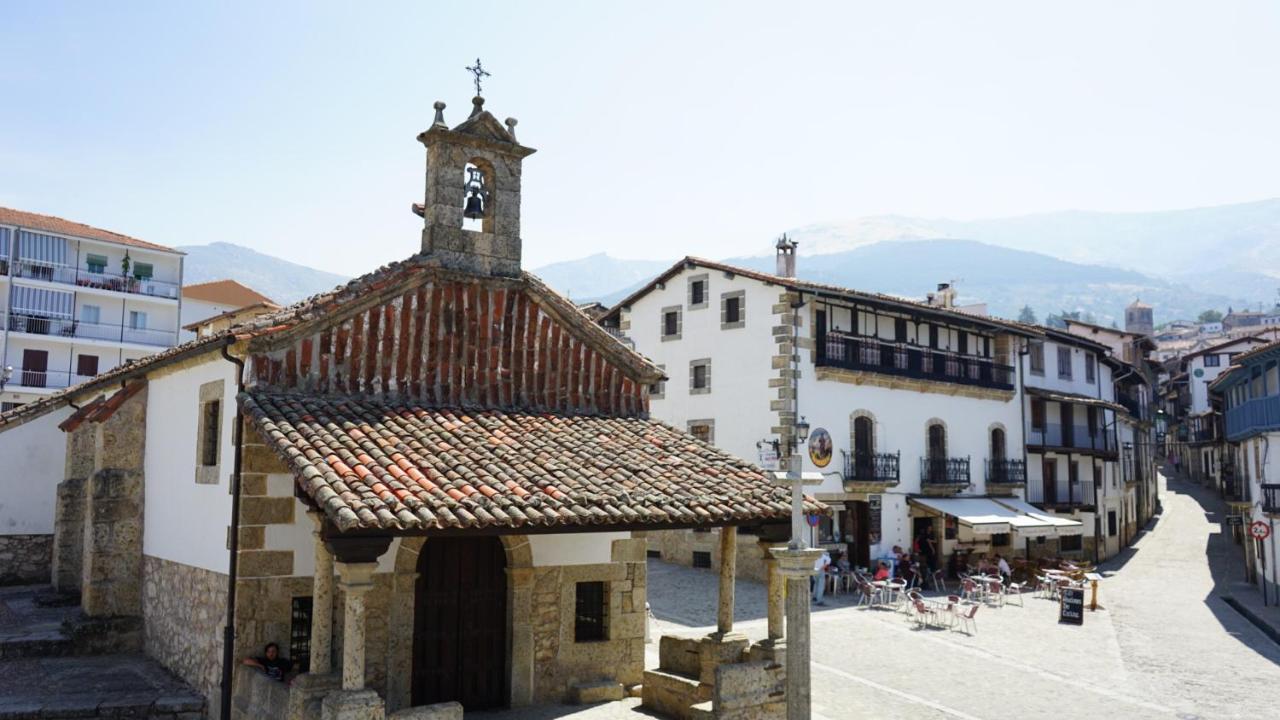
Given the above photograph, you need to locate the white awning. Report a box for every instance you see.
[909,497,1017,535]
[992,497,1085,538]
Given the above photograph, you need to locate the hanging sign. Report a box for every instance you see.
[1251,521,1272,541]
[757,444,780,471]
[1059,587,1085,625]
[808,428,833,468]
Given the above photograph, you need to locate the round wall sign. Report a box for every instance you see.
[1193,368,1204,378]
[806,514,821,527]
[1251,521,1272,541]
[808,427,833,468]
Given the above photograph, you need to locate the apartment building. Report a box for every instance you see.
[604,240,1090,576]
[0,208,183,411]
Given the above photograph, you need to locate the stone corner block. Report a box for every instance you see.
[388,701,464,720]
[570,680,625,705]
[610,538,648,563]
[240,495,294,525]
[321,688,386,720]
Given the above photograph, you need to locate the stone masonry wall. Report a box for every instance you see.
[143,555,228,703]
[0,533,53,585]
[52,478,85,592]
[649,529,776,584]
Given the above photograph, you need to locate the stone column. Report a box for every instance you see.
[765,546,785,643]
[772,546,823,720]
[309,511,335,676]
[336,561,376,691]
[717,527,737,635]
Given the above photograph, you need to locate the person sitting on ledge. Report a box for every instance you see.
[243,642,293,682]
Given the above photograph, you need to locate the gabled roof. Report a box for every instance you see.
[0,206,180,254]
[182,302,281,332]
[244,391,823,533]
[1038,325,1112,354]
[603,257,1040,337]
[1182,335,1270,361]
[183,279,277,308]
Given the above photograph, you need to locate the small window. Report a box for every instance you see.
[574,581,607,642]
[1029,342,1045,375]
[894,318,907,343]
[1059,534,1083,552]
[85,253,108,274]
[1085,354,1096,383]
[725,297,741,323]
[81,304,101,325]
[76,354,99,378]
[688,420,714,443]
[1108,511,1118,537]
[990,533,1011,547]
[1057,346,1073,379]
[132,262,153,280]
[290,597,313,673]
[647,549,662,559]
[690,359,711,394]
[692,551,712,569]
[201,400,221,467]
[688,277,707,309]
[129,311,148,330]
[720,290,746,329]
[661,306,682,341]
[1204,354,1221,367]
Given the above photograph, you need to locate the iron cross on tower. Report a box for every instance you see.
[466,58,491,96]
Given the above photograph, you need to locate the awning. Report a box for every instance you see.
[993,497,1085,538]
[1025,386,1126,414]
[909,497,1018,535]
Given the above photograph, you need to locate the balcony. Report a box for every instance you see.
[1026,423,1117,456]
[8,312,176,348]
[1116,393,1144,420]
[986,458,1027,486]
[1225,395,1280,441]
[4,368,94,391]
[10,260,180,300]
[840,450,900,489]
[818,333,1015,391]
[1026,478,1097,510]
[1263,484,1280,515]
[920,456,971,491]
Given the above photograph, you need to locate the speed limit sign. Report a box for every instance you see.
[1251,521,1272,541]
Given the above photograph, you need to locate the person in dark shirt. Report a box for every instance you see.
[243,642,292,681]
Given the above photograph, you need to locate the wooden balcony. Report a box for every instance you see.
[818,333,1014,392]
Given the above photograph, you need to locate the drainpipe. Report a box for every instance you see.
[218,338,245,720]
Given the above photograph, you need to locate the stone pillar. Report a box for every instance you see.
[765,545,785,643]
[717,527,737,635]
[772,546,823,720]
[309,511,335,676]
[507,566,536,707]
[336,561,376,691]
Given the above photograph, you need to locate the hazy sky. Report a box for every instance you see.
[2,1,1279,275]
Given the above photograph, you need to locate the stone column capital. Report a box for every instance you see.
[335,560,378,590]
[770,547,824,579]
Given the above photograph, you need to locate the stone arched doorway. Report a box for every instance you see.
[412,536,508,710]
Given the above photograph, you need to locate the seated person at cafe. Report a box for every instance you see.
[996,553,1012,581]
[243,642,293,682]
[873,561,890,581]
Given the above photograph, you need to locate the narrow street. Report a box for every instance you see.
[646,471,1280,719]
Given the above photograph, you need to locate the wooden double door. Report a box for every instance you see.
[412,536,508,710]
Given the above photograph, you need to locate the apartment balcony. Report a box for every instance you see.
[1116,393,1144,420]
[818,333,1015,392]
[1262,484,1280,515]
[10,260,180,300]
[1225,395,1280,441]
[919,456,971,493]
[1026,479,1097,511]
[1026,423,1117,457]
[840,450,900,491]
[986,458,1027,487]
[8,312,177,348]
[4,368,94,391]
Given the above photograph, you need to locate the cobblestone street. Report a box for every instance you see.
[646,471,1280,720]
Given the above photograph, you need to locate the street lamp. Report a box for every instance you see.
[795,416,811,446]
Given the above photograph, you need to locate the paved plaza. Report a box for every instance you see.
[646,471,1280,720]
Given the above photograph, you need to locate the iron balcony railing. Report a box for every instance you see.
[986,458,1027,485]
[8,312,177,347]
[1225,395,1280,441]
[841,450,900,485]
[11,259,180,300]
[1116,393,1144,420]
[1025,476,1097,508]
[818,332,1015,391]
[1025,423,1117,454]
[1262,484,1280,515]
[920,456,971,486]
[5,367,95,391]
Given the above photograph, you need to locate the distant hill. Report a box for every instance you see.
[531,253,672,303]
[178,242,349,305]
[541,239,1241,325]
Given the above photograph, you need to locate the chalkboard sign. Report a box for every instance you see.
[868,494,882,545]
[1226,516,1244,527]
[1060,587,1085,625]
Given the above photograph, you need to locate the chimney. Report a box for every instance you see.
[930,282,957,308]
[775,234,797,278]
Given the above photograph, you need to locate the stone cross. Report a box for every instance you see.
[466,58,491,96]
[770,469,824,720]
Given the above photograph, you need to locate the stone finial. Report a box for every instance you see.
[504,117,518,140]
[470,95,485,118]
[432,101,447,128]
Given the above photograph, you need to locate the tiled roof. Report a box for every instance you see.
[0,206,180,254]
[243,391,824,532]
[603,257,1042,337]
[183,279,277,307]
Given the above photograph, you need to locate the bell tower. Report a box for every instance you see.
[416,86,536,277]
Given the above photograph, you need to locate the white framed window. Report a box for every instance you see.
[129,310,148,330]
[81,305,101,324]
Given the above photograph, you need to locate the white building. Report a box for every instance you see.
[0,207,183,411]
[605,242,1083,573]
[178,279,278,342]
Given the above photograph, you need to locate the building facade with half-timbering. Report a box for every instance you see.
[0,94,816,720]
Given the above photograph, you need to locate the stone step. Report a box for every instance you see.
[641,668,711,720]
[689,700,715,720]
[0,628,73,660]
[0,693,204,719]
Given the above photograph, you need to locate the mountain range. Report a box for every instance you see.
[175,199,1280,325]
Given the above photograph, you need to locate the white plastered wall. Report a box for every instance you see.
[0,406,72,535]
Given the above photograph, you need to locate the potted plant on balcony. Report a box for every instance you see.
[120,251,138,293]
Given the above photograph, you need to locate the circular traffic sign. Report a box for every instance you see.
[806,514,821,527]
[1251,521,1271,541]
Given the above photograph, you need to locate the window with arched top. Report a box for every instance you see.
[853,415,874,477]
[927,423,947,461]
[462,159,495,233]
[990,427,1006,461]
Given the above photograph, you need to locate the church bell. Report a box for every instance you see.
[463,166,488,220]
[463,191,485,220]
